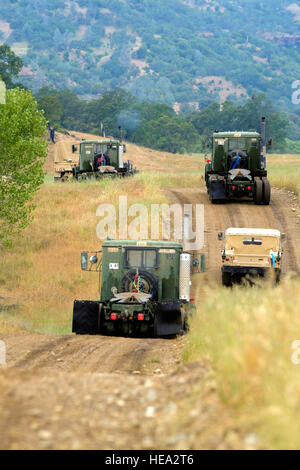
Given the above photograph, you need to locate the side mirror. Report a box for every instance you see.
[81,251,102,271]
[218,232,223,241]
[90,255,98,264]
[267,138,272,149]
[281,233,286,242]
[81,252,88,270]
[192,254,206,272]
[72,145,78,153]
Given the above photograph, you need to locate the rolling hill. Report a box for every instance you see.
[0,0,300,116]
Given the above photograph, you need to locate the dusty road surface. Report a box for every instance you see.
[0,334,246,450]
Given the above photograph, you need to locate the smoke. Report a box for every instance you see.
[117,108,142,132]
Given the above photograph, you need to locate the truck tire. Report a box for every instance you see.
[254,178,263,204]
[72,300,101,335]
[153,300,183,337]
[262,178,271,205]
[222,272,232,287]
[122,269,158,300]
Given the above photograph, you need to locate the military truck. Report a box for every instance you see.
[54,138,136,181]
[205,117,272,204]
[218,228,284,286]
[73,239,204,337]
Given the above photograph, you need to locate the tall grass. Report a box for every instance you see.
[184,278,300,449]
[268,154,300,198]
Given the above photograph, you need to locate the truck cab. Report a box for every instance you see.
[73,240,204,337]
[54,139,136,181]
[74,139,127,177]
[205,118,272,204]
[219,228,283,286]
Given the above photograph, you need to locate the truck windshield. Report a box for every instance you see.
[228,138,246,151]
[95,144,108,154]
[126,249,157,268]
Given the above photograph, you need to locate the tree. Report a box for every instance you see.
[35,87,62,127]
[0,45,24,89]
[0,88,48,246]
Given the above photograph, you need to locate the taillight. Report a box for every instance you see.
[110,313,117,320]
[206,160,211,163]
[190,299,195,302]
[232,186,236,190]
[137,313,144,321]
[247,186,251,191]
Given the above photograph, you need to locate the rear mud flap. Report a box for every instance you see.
[209,179,226,201]
[72,300,101,335]
[154,301,183,337]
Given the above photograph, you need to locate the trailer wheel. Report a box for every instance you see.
[262,178,271,205]
[254,178,263,204]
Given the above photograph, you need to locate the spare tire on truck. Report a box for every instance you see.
[122,269,158,300]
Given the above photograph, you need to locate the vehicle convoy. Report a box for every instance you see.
[205,117,272,204]
[73,239,204,337]
[54,137,137,181]
[218,228,284,286]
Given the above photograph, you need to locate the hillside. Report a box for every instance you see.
[0,0,300,114]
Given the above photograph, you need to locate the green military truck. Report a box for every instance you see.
[205,117,272,204]
[54,138,136,181]
[73,239,204,337]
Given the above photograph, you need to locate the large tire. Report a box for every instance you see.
[222,271,232,287]
[254,178,263,205]
[262,178,271,205]
[153,300,183,337]
[122,269,159,300]
[72,300,102,335]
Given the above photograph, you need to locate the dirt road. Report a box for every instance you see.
[0,333,246,450]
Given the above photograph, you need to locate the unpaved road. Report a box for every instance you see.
[0,334,245,450]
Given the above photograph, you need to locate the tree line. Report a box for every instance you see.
[36,86,289,153]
